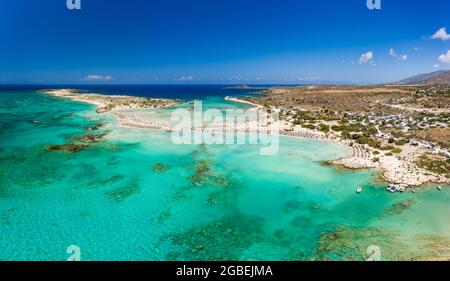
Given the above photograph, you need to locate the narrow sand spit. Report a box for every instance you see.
[41,89,178,112]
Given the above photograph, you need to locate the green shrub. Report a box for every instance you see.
[319,124,330,133]
[395,138,409,146]
[380,145,394,151]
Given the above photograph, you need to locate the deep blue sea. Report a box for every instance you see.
[0,84,277,100]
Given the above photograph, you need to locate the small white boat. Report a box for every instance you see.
[386,183,394,191]
[387,183,399,193]
[437,186,442,191]
[397,186,405,193]
[356,187,362,193]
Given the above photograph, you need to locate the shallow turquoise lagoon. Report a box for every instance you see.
[0,91,449,261]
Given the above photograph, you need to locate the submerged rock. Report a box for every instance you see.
[212,175,230,187]
[189,160,213,186]
[155,210,171,223]
[385,199,416,215]
[85,123,104,131]
[98,174,125,185]
[52,112,76,121]
[46,129,109,153]
[46,144,89,153]
[315,226,450,261]
[152,163,169,173]
[105,181,140,202]
[71,132,108,144]
[163,215,263,260]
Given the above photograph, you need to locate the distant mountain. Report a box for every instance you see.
[396,70,450,85]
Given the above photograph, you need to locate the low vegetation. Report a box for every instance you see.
[415,153,450,177]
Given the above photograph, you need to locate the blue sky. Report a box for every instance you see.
[1,0,450,84]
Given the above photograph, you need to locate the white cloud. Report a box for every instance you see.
[358,51,374,64]
[434,64,440,68]
[389,48,396,57]
[389,48,408,60]
[431,27,450,41]
[178,76,193,81]
[83,75,112,81]
[438,50,450,63]
[298,76,320,82]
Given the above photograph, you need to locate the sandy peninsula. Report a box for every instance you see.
[40,89,178,113]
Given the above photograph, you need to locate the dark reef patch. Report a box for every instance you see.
[85,122,104,132]
[204,182,237,206]
[98,174,125,185]
[152,163,169,173]
[45,126,110,154]
[163,215,263,260]
[105,181,140,202]
[189,160,213,186]
[70,132,109,144]
[385,199,416,215]
[188,159,231,188]
[315,226,450,261]
[52,112,76,121]
[154,210,172,223]
[45,144,89,153]
[187,144,229,187]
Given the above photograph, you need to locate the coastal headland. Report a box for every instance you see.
[40,89,178,113]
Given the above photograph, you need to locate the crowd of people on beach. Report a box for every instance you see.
[113,112,372,159]
[113,113,172,131]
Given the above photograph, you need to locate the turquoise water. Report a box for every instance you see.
[0,90,449,261]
